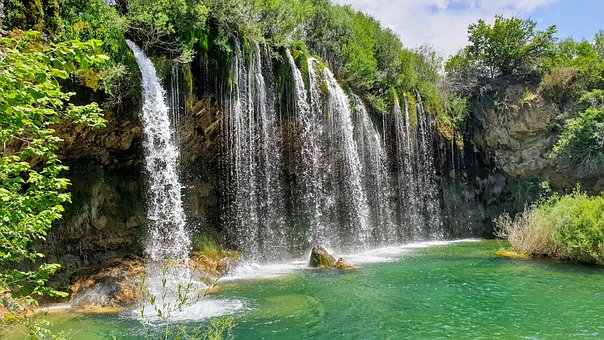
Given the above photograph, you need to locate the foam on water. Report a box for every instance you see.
[135,299,246,323]
[224,239,481,281]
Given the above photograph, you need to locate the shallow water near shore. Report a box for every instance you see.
[15,240,604,339]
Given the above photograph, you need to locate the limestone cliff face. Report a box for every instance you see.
[46,97,223,285]
[471,83,602,192]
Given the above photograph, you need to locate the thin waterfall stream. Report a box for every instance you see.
[127,40,242,321]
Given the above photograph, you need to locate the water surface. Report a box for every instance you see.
[26,241,604,339]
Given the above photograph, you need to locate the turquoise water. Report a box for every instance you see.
[20,241,604,339]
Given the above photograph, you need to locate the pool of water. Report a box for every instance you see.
[19,241,604,339]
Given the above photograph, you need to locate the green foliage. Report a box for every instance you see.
[57,0,135,105]
[446,16,557,97]
[596,30,604,58]
[466,16,556,77]
[552,102,604,177]
[127,0,209,52]
[204,316,236,340]
[0,31,106,304]
[539,66,580,108]
[552,192,604,265]
[446,95,469,130]
[540,36,604,104]
[191,234,239,260]
[497,191,604,265]
[3,0,63,34]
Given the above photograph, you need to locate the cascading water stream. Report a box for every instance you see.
[128,40,243,321]
[222,45,445,259]
[415,93,444,238]
[127,40,195,320]
[126,40,190,265]
[392,97,420,238]
[169,62,182,144]
[321,68,370,249]
[351,96,396,244]
[223,43,287,261]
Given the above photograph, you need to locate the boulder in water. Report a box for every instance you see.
[309,246,353,270]
[70,258,144,310]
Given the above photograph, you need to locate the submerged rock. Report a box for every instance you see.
[309,246,353,270]
[496,249,530,260]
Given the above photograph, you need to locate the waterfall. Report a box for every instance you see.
[321,68,370,249]
[126,40,193,318]
[126,40,190,263]
[284,51,324,249]
[221,45,445,259]
[169,62,182,143]
[352,96,396,244]
[393,96,423,239]
[415,93,444,238]
[223,43,287,261]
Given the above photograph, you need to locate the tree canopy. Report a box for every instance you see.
[0,30,106,303]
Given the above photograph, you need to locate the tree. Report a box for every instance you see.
[595,30,604,59]
[466,16,556,78]
[0,30,107,305]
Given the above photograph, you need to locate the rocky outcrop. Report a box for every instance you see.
[474,84,560,179]
[70,258,144,309]
[309,246,353,270]
[471,82,601,191]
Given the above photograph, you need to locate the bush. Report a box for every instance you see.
[553,193,604,264]
[496,191,604,264]
[495,205,560,257]
[539,66,580,108]
[552,104,604,177]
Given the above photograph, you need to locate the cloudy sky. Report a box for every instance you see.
[332,0,604,57]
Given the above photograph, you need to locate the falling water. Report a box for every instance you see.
[392,97,422,239]
[415,93,444,238]
[223,43,287,261]
[283,51,324,249]
[169,62,182,143]
[351,96,396,244]
[222,45,444,259]
[126,40,193,318]
[127,40,190,263]
[321,68,370,249]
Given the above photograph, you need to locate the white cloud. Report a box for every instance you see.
[332,0,557,57]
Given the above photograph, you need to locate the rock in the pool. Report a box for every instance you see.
[309,246,353,270]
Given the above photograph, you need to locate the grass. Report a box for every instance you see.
[496,191,604,265]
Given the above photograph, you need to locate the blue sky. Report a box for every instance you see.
[530,0,603,42]
[333,0,603,57]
